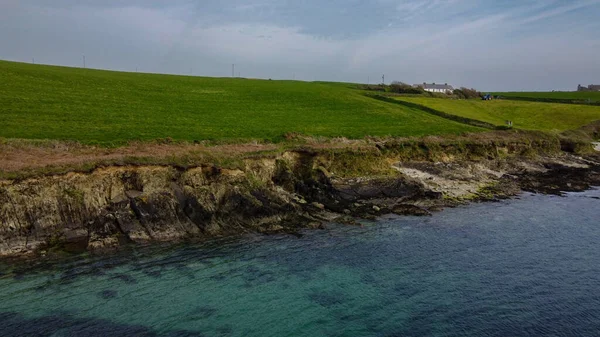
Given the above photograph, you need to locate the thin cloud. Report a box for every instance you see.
[0,0,599,90]
[514,0,600,25]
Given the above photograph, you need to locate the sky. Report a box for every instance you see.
[1,0,599,91]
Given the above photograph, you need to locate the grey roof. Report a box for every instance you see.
[418,83,454,90]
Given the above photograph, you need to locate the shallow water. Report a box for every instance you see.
[1,189,600,337]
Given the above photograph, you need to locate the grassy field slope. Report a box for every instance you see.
[395,97,600,132]
[0,61,481,145]
[494,91,600,100]
[494,91,600,104]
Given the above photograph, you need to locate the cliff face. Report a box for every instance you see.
[1,140,599,259]
[0,153,309,257]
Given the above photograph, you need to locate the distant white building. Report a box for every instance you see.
[414,82,454,94]
[578,84,600,91]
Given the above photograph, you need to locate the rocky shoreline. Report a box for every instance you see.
[1,136,599,260]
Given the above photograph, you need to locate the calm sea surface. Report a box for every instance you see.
[1,189,599,337]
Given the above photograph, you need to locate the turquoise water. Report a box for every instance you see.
[1,189,600,337]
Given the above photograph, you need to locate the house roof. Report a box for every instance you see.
[419,83,454,90]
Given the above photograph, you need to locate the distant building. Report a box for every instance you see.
[414,82,454,94]
[578,84,600,91]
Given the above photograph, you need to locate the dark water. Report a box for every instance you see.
[1,189,600,337]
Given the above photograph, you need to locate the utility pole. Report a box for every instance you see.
[368,76,370,85]
[83,55,86,68]
[232,64,235,77]
[382,74,385,85]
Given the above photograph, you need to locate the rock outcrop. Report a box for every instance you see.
[1,143,599,259]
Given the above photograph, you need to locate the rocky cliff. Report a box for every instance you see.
[1,135,599,259]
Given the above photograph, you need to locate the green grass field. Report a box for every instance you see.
[495,91,600,101]
[395,97,600,132]
[0,60,481,145]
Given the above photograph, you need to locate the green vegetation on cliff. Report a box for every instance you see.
[0,60,480,145]
[394,97,600,132]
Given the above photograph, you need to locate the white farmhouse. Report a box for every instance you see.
[578,84,600,91]
[414,82,454,94]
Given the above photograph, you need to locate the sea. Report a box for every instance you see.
[1,188,599,337]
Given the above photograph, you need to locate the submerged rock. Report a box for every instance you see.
[391,204,432,217]
[98,289,118,299]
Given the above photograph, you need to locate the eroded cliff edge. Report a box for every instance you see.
[1,131,599,258]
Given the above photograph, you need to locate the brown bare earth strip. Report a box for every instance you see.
[0,137,374,175]
[0,142,271,172]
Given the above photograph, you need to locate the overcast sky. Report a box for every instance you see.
[1,0,599,90]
